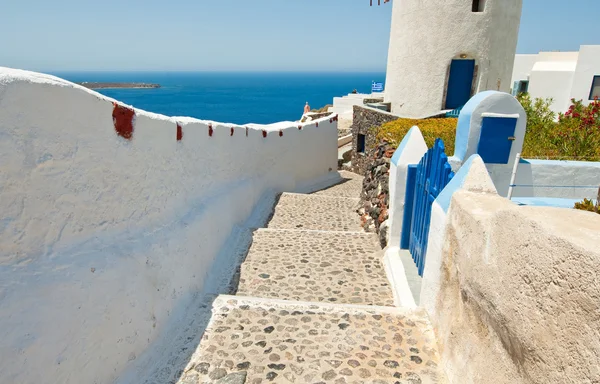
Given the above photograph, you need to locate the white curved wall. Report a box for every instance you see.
[385,0,522,117]
[0,68,338,384]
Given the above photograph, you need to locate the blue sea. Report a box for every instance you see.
[53,72,386,125]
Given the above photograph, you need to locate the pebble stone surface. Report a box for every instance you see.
[312,171,365,198]
[177,297,445,384]
[267,194,362,232]
[237,229,394,306]
[175,171,447,383]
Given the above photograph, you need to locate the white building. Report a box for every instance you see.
[511,45,600,114]
[384,0,523,118]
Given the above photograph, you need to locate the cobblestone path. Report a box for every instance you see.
[177,171,446,384]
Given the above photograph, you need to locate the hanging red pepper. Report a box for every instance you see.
[176,123,183,141]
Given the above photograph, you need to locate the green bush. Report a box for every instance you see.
[376,118,458,154]
[375,94,600,162]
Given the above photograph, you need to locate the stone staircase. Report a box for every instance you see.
[177,171,446,384]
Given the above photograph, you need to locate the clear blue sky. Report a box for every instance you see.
[0,0,598,72]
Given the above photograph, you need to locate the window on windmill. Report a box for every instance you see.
[472,0,485,12]
[589,76,600,100]
[357,134,366,154]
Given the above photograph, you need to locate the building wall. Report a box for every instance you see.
[488,159,600,199]
[350,105,400,175]
[385,0,522,118]
[511,54,539,88]
[428,188,600,384]
[411,156,600,384]
[528,62,577,114]
[570,45,600,104]
[0,68,338,384]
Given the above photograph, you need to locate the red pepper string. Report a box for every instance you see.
[176,123,183,141]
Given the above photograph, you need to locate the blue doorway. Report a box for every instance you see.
[445,59,475,110]
[477,116,518,164]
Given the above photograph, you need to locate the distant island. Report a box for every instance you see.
[77,82,161,90]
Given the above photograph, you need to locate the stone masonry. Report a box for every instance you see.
[176,171,446,384]
[351,105,400,175]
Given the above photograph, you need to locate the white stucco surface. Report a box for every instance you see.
[388,126,428,247]
[528,64,576,114]
[488,159,600,199]
[420,156,498,316]
[385,0,522,117]
[0,68,339,384]
[429,188,600,384]
[570,45,600,103]
[512,46,600,114]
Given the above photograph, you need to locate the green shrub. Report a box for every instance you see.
[376,118,458,154]
[375,95,600,161]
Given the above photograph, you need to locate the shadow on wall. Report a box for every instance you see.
[0,68,339,384]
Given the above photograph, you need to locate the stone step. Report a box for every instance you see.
[236,229,393,306]
[177,295,446,384]
[267,193,362,232]
[312,170,364,198]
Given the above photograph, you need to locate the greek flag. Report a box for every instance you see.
[372,81,384,92]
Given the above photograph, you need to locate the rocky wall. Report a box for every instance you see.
[350,105,399,175]
[358,141,396,247]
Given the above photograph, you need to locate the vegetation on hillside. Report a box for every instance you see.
[376,94,600,162]
[375,118,458,154]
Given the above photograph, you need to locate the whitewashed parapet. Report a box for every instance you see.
[0,67,339,384]
[388,126,428,247]
[423,158,600,384]
[420,155,498,316]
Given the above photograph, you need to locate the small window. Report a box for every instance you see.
[357,134,366,154]
[518,80,529,94]
[472,0,485,12]
[589,76,600,100]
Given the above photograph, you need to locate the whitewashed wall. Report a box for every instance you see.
[528,61,577,114]
[570,45,600,104]
[385,0,523,117]
[388,126,428,247]
[488,159,600,199]
[0,68,339,384]
[423,167,600,384]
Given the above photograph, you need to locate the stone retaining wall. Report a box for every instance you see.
[358,141,396,247]
[350,105,400,175]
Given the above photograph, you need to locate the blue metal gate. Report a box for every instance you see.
[407,139,454,276]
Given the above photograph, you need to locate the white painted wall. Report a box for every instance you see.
[0,68,339,384]
[488,159,600,199]
[512,47,600,114]
[420,155,498,315]
[388,126,428,248]
[426,183,600,384]
[385,0,522,118]
[570,45,600,104]
[528,61,577,114]
[510,54,538,88]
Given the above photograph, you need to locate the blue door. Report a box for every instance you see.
[402,139,454,276]
[445,59,475,110]
[477,116,518,164]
